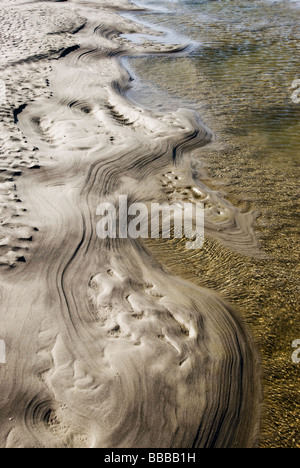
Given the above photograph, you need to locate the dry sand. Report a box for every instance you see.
[0,0,262,448]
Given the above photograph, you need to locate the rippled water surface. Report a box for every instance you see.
[124,0,300,448]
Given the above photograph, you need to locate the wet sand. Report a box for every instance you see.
[0,0,262,448]
[126,0,300,448]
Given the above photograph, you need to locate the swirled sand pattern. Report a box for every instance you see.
[0,0,261,448]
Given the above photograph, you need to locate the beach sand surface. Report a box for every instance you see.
[0,0,262,448]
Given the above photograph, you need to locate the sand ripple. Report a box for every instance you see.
[0,0,261,448]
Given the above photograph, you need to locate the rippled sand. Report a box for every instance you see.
[0,0,265,448]
[126,0,300,448]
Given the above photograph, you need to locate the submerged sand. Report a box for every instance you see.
[0,0,262,448]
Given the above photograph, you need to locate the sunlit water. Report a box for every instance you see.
[123,0,300,448]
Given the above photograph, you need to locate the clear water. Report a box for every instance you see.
[126,0,300,160]
[124,0,300,448]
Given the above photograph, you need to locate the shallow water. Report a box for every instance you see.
[126,0,300,159]
[124,0,300,448]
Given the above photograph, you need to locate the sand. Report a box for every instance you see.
[0,0,262,448]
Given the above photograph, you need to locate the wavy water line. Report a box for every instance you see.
[0,0,262,448]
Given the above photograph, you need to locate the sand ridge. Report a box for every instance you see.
[0,0,262,448]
